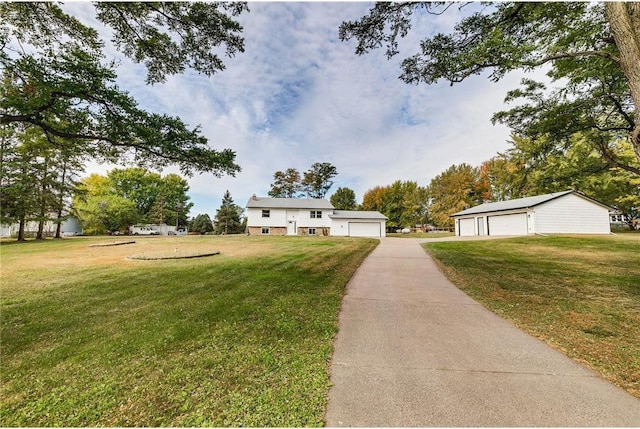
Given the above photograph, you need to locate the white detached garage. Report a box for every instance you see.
[452,190,612,236]
[329,210,387,237]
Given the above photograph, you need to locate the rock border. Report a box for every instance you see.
[90,240,136,247]
[127,251,221,261]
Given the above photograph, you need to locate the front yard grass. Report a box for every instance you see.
[423,235,640,399]
[0,235,377,427]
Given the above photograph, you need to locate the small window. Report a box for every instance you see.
[308,228,317,235]
[310,210,322,219]
[261,227,270,235]
[262,210,270,218]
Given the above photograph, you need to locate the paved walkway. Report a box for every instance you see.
[325,238,640,426]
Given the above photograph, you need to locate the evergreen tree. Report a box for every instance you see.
[214,190,244,234]
[191,214,213,234]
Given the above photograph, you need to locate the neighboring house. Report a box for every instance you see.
[60,216,83,237]
[246,195,387,237]
[609,211,627,225]
[0,216,83,238]
[451,190,612,237]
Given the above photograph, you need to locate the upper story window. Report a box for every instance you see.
[310,210,322,219]
[262,210,270,218]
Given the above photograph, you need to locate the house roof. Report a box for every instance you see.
[329,210,388,220]
[246,196,334,210]
[451,190,612,217]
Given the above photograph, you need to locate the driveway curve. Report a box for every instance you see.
[325,238,640,426]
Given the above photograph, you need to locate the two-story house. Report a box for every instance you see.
[246,195,387,237]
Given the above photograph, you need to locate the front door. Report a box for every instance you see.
[477,217,484,235]
[287,220,297,235]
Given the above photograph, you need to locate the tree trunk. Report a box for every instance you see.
[17,215,25,242]
[36,157,49,240]
[54,163,67,239]
[605,2,640,165]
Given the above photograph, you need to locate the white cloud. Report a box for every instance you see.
[64,2,539,217]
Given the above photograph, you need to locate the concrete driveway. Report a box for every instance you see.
[325,238,640,426]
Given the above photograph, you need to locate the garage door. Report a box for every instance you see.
[488,213,528,236]
[459,218,475,236]
[349,222,381,237]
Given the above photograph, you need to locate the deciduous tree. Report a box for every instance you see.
[268,168,302,198]
[340,2,640,175]
[362,181,429,230]
[72,169,193,233]
[1,2,247,175]
[427,164,481,229]
[302,162,338,199]
[330,187,357,210]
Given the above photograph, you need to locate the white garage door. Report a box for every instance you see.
[459,218,475,236]
[488,213,528,236]
[349,222,381,237]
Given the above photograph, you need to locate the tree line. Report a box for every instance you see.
[360,133,639,231]
[73,168,193,235]
[2,2,640,238]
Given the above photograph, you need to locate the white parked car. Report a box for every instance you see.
[132,226,159,235]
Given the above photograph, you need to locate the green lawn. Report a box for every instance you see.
[423,235,640,399]
[387,232,454,239]
[0,235,378,426]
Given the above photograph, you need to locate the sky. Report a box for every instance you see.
[67,1,536,218]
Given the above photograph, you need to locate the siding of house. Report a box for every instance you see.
[534,193,610,234]
[246,207,332,232]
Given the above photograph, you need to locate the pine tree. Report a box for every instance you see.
[214,190,243,234]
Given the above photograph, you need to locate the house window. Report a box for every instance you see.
[310,210,322,219]
[262,210,270,218]
[611,214,627,223]
[261,227,270,235]
[308,228,317,235]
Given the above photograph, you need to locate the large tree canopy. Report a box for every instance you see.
[0,2,248,175]
[339,2,640,175]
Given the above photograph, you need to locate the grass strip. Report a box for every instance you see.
[423,235,640,399]
[1,236,377,426]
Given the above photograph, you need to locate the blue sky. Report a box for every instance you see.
[69,2,533,219]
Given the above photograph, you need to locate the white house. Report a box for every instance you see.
[451,190,612,237]
[246,195,387,237]
[1,216,83,238]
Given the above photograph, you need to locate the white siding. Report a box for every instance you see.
[331,219,350,236]
[534,193,610,234]
[459,218,475,236]
[488,212,528,236]
[349,222,382,237]
[298,209,332,228]
[247,207,332,229]
[246,207,287,227]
